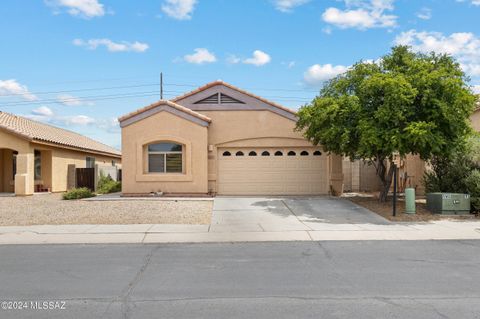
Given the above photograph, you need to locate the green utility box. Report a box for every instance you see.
[426,193,471,215]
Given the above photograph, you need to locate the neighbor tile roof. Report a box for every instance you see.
[0,111,121,157]
[118,100,212,123]
[172,80,298,115]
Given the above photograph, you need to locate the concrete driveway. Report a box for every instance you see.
[211,196,390,233]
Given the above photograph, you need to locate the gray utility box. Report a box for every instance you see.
[426,193,471,215]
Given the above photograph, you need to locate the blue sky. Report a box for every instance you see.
[1,0,480,149]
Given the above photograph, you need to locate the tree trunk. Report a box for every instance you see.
[376,159,396,202]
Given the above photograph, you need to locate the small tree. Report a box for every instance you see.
[296,46,476,201]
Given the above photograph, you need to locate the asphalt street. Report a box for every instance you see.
[1,240,479,318]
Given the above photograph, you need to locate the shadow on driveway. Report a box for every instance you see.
[217,196,391,225]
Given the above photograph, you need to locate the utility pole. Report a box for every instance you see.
[160,72,163,100]
[393,164,397,217]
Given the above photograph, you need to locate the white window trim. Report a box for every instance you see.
[148,149,183,173]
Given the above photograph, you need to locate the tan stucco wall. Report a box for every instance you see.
[121,111,208,195]
[0,128,120,194]
[202,110,315,192]
[0,149,15,193]
[199,110,343,194]
[39,144,120,192]
[121,108,344,195]
[0,129,32,194]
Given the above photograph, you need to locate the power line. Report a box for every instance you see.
[0,90,311,107]
[0,83,160,98]
[0,91,183,107]
[0,80,315,107]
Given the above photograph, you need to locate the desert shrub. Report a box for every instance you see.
[63,187,95,200]
[423,136,480,212]
[465,169,480,212]
[97,173,121,194]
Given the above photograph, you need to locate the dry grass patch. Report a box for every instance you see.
[0,193,212,226]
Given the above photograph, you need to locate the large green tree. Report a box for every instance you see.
[296,46,477,201]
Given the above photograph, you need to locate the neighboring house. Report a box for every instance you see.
[0,111,121,196]
[343,102,480,195]
[343,158,382,193]
[119,80,343,196]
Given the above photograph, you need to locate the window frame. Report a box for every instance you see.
[147,142,183,174]
[86,156,96,169]
[34,150,41,180]
[12,151,18,180]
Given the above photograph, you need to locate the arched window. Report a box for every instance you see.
[248,151,257,156]
[222,151,231,156]
[235,151,244,156]
[300,151,309,156]
[287,151,296,156]
[261,151,270,156]
[147,142,183,173]
[274,151,283,156]
[313,150,322,156]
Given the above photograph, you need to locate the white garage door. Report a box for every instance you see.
[217,148,328,195]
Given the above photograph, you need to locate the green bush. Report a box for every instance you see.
[465,169,480,212]
[97,173,121,194]
[62,187,95,200]
[423,136,480,212]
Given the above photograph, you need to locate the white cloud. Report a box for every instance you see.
[226,54,241,64]
[28,108,108,130]
[472,85,480,94]
[456,0,480,6]
[394,30,480,77]
[0,79,37,101]
[226,50,272,66]
[161,0,197,20]
[416,7,431,20]
[322,0,397,30]
[243,50,271,66]
[96,118,120,133]
[57,94,94,106]
[273,0,310,12]
[282,61,296,68]
[31,106,54,117]
[184,48,217,64]
[45,0,105,18]
[303,64,349,86]
[65,115,96,125]
[73,38,149,53]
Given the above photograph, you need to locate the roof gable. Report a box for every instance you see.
[118,100,211,128]
[172,81,297,121]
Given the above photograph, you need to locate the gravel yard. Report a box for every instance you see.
[0,193,212,226]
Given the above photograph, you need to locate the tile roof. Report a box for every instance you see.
[118,100,212,123]
[172,80,298,115]
[0,111,121,157]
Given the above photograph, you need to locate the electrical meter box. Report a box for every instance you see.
[426,193,471,215]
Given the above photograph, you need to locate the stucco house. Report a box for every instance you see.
[0,111,121,196]
[346,99,480,195]
[119,80,343,196]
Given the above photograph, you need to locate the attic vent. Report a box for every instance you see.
[194,93,219,104]
[220,93,244,104]
[193,93,245,104]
